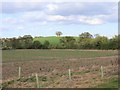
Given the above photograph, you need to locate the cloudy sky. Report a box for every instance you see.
[0,1,118,38]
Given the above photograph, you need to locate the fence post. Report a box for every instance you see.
[68,69,72,80]
[18,67,21,79]
[35,73,39,88]
[101,66,104,78]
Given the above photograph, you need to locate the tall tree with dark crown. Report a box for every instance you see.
[56,31,62,37]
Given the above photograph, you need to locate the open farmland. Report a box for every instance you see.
[2,49,118,63]
[2,49,119,88]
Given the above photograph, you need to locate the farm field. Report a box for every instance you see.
[2,49,119,88]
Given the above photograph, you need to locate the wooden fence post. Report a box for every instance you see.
[35,73,39,88]
[101,66,104,78]
[18,67,21,79]
[68,69,72,80]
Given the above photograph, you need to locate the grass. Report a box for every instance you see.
[2,49,118,63]
[34,36,62,45]
[97,77,119,88]
[34,36,79,45]
[73,70,91,75]
[2,76,48,88]
[2,70,119,88]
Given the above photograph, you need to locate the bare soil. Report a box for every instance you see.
[2,56,118,88]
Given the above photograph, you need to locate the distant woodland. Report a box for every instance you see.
[1,32,119,50]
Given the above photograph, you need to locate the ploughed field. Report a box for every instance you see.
[2,49,119,88]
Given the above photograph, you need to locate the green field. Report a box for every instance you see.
[98,78,119,88]
[34,36,79,45]
[34,36,61,45]
[2,49,118,63]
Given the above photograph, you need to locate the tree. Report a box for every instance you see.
[78,38,93,49]
[79,32,93,39]
[56,31,62,37]
[11,38,19,49]
[108,35,118,49]
[32,41,42,49]
[60,36,76,49]
[94,34,100,38]
[1,33,119,50]
[93,36,109,49]
[22,35,33,49]
[78,32,93,49]
[43,40,50,49]
[2,38,13,50]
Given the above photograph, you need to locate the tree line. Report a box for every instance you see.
[0,32,119,50]
[0,35,50,50]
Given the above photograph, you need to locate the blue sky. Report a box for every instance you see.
[0,1,118,38]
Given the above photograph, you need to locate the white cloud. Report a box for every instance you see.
[47,15,104,25]
[1,14,106,25]
[1,0,119,2]
[78,16,104,25]
[48,15,66,21]
[1,2,117,26]
[21,11,46,22]
[1,2,44,13]
[37,21,48,25]
[46,4,58,11]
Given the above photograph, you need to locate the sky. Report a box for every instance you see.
[0,1,118,38]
